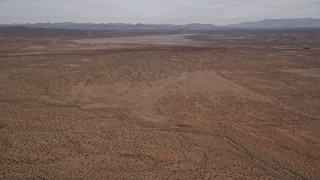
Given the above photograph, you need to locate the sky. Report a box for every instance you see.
[0,0,319,25]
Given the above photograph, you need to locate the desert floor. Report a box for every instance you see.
[1,29,320,179]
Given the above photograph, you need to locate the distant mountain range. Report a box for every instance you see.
[0,22,221,30]
[227,18,320,28]
[1,18,320,30]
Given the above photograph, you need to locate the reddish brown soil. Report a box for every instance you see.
[0,31,320,179]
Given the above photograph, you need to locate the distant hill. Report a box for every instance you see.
[0,22,221,31]
[227,18,320,28]
[1,18,320,30]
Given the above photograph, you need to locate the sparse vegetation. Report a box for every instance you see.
[0,28,320,179]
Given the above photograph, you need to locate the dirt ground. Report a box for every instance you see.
[75,34,203,46]
[1,29,320,179]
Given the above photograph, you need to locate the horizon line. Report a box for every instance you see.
[0,17,319,26]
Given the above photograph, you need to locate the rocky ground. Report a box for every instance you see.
[0,31,320,179]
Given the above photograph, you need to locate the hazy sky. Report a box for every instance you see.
[0,0,319,25]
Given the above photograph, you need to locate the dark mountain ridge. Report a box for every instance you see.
[1,18,320,30]
[227,18,320,28]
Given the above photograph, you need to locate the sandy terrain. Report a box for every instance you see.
[75,34,204,46]
[279,68,320,78]
[0,29,320,179]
